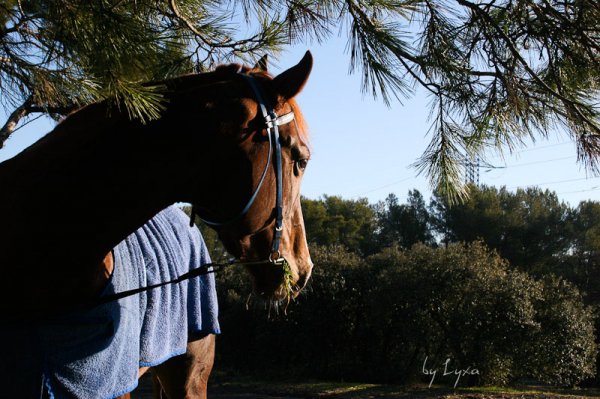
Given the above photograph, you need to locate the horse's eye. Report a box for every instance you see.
[295,159,309,175]
[298,159,308,169]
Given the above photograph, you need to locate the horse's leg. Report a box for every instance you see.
[152,333,216,399]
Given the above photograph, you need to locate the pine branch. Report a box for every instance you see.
[455,0,599,136]
[167,0,222,48]
[0,96,32,149]
[1,0,599,200]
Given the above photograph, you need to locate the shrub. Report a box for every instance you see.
[214,242,597,386]
[368,242,596,386]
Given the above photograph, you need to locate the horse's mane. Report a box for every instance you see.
[51,62,309,150]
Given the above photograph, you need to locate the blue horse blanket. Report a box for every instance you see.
[0,206,220,399]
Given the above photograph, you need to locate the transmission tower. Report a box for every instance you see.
[465,156,480,186]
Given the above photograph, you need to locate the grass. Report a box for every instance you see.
[209,373,600,398]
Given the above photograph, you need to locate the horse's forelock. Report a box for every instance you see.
[214,63,310,143]
[214,63,244,75]
[184,63,309,147]
[289,98,310,149]
[215,63,273,79]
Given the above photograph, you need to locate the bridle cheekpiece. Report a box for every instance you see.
[193,73,296,266]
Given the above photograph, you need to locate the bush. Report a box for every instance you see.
[368,242,597,386]
[214,242,597,386]
[525,276,597,386]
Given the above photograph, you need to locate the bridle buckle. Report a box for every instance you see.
[269,251,285,265]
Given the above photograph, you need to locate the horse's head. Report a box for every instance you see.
[184,52,314,301]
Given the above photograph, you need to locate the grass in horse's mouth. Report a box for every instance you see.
[281,260,295,302]
[266,260,299,315]
[245,260,300,316]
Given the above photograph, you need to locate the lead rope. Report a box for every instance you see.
[79,255,287,312]
[83,259,235,310]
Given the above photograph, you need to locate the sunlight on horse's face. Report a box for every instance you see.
[198,53,314,301]
[234,108,313,301]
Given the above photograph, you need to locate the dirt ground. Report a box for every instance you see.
[130,375,307,398]
[129,373,600,399]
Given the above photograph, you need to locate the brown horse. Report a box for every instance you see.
[0,52,313,398]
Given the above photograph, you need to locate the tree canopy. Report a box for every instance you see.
[1,0,599,198]
[201,189,600,383]
[431,185,572,269]
[302,195,378,255]
[376,190,435,250]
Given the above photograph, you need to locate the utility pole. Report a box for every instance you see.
[465,156,480,186]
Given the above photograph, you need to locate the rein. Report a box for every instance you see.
[66,258,265,315]
[84,258,267,309]
[86,260,232,309]
[81,73,294,311]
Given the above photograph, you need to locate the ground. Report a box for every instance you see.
[130,373,600,398]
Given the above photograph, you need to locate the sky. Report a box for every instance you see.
[1,36,598,208]
[281,40,600,207]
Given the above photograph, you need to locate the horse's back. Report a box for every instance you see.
[0,205,220,399]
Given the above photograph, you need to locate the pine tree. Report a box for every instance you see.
[1,0,598,199]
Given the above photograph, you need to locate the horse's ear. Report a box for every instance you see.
[272,51,313,100]
[254,55,268,72]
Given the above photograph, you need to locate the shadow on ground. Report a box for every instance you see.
[131,373,600,399]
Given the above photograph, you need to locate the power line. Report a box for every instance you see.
[350,156,583,200]
[352,176,414,198]
[515,141,573,153]
[557,187,600,195]
[507,176,600,190]
[484,156,575,170]
[358,143,574,184]
[486,141,573,160]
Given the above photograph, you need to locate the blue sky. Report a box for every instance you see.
[1,37,598,207]
[280,40,600,207]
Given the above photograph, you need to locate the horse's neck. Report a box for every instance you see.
[0,103,202,271]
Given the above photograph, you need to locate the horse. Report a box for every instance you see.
[0,52,314,398]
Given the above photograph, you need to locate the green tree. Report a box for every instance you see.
[216,241,597,386]
[564,200,600,303]
[301,195,377,255]
[215,244,372,379]
[376,190,435,250]
[560,200,600,382]
[2,0,599,197]
[431,185,571,272]
[354,242,596,386]
[526,275,598,386]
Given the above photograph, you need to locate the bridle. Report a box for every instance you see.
[36,72,301,316]
[192,73,296,266]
